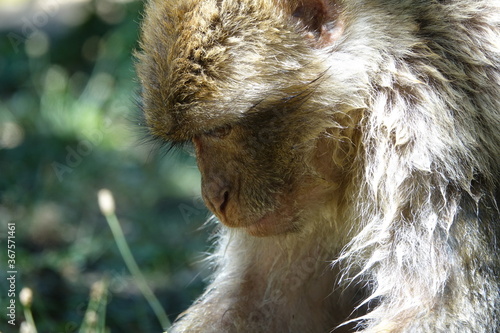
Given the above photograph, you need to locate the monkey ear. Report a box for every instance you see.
[291,0,343,47]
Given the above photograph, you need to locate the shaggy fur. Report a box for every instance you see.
[136,0,500,332]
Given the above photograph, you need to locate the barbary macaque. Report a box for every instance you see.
[136,0,500,331]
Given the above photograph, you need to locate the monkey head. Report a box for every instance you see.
[137,0,365,236]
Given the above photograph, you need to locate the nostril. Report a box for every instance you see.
[219,190,229,213]
[202,181,231,216]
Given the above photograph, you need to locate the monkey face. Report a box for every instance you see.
[191,98,341,236]
[137,0,361,236]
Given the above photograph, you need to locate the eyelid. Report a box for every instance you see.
[205,125,232,139]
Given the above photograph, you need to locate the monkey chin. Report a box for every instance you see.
[215,202,299,237]
[243,209,299,237]
[241,184,330,237]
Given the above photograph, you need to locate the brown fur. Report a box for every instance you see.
[136,0,500,332]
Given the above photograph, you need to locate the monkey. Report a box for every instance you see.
[136,0,500,332]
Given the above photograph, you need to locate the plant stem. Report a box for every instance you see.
[23,306,38,333]
[104,212,171,331]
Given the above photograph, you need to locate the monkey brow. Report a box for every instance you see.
[151,136,193,161]
[134,93,193,158]
[244,87,317,122]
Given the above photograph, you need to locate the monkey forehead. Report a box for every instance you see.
[136,0,323,141]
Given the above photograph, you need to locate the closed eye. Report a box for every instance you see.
[205,125,232,139]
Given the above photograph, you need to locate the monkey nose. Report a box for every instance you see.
[203,182,230,217]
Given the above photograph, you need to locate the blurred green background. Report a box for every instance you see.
[0,0,211,331]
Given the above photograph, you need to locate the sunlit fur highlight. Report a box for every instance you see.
[137,0,500,332]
